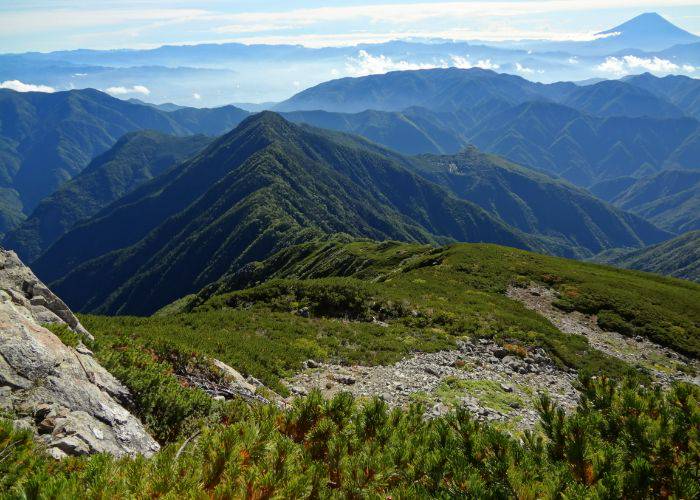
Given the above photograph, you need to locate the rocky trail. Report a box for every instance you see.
[507,283,700,387]
[286,282,698,431]
[287,338,579,431]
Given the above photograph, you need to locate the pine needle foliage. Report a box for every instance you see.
[2,376,698,498]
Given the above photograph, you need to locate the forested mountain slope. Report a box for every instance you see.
[594,230,700,282]
[0,88,248,234]
[3,131,212,262]
[33,113,535,315]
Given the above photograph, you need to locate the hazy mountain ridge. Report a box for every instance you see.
[408,147,669,253]
[0,88,249,235]
[3,131,212,262]
[594,230,700,282]
[606,170,700,233]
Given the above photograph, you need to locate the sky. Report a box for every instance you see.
[1,0,700,53]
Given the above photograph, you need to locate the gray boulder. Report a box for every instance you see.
[0,248,159,458]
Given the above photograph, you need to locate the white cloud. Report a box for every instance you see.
[594,31,621,39]
[344,50,504,77]
[345,50,446,76]
[73,73,88,77]
[105,85,151,96]
[515,63,535,74]
[597,55,695,75]
[0,80,55,93]
[193,92,201,100]
[451,56,500,70]
[568,57,579,64]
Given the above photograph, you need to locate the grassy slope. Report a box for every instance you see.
[83,240,700,393]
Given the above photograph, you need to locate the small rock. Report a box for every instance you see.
[424,366,440,376]
[502,355,519,366]
[246,375,264,388]
[333,375,356,385]
[75,343,94,356]
[290,386,308,396]
[34,403,53,421]
[493,348,509,359]
[52,436,90,456]
[47,447,68,460]
[37,417,57,434]
[213,395,226,401]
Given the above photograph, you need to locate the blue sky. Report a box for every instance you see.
[1,1,699,53]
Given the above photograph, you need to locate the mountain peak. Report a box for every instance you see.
[594,12,698,52]
[219,111,295,144]
[598,12,697,38]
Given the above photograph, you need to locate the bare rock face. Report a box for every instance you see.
[0,248,159,458]
[0,249,91,340]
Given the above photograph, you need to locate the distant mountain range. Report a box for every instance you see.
[1,58,697,292]
[3,131,212,262]
[0,88,248,235]
[1,13,697,106]
[28,114,671,315]
[275,68,698,120]
[594,230,700,282]
[591,170,700,234]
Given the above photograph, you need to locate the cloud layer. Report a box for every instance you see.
[0,80,55,92]
[105,85,151,96]
[597,55,696,75]
[344,51,502,77]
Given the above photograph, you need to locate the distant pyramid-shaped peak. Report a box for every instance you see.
[597,12,697,38]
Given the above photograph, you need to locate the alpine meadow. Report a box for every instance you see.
[0,3,699,498]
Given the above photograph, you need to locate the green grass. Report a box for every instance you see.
[82,308,455,395]
[82,239,700,394]
[436,377,525,414]
[43,323,81,348]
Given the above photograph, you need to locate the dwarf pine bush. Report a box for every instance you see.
[2,376,698,498]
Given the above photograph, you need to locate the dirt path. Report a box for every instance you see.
[507,283,700,387]
[286,338,579,431]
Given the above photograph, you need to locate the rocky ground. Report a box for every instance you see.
[286,338,579,431]
[286,282,699,431]
[507,283,700,387]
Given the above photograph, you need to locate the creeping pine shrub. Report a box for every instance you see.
[206,278,412,321]
[96,339,215,443]
[2,376,698,498]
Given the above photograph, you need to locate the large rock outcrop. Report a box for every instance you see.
[0,248,159,458]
